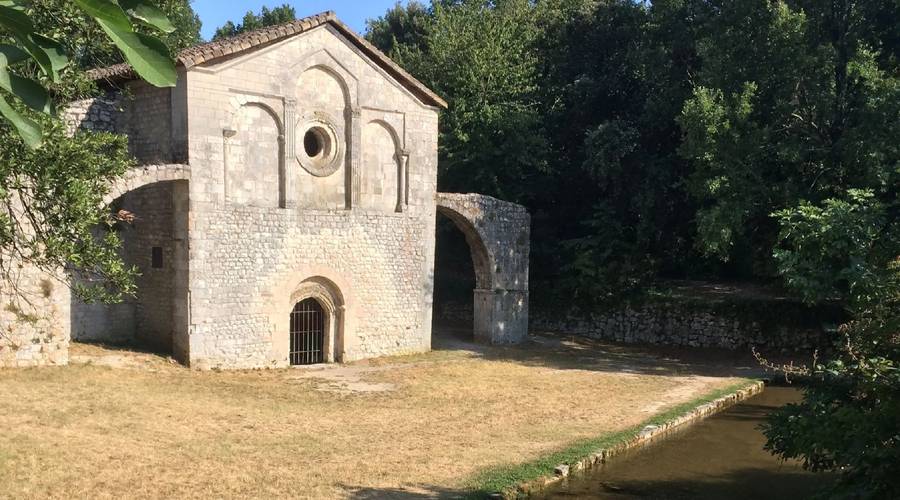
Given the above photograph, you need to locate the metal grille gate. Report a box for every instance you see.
[290,298,325,365]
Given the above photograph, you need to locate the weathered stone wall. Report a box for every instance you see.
[65,92,123,134]
[71,180,190,355]
[64,79,185,164]
[531,305,827,351]
[124,81,174,164]
[184,24,440,368]
[189,209,433,368]
[0,260,70,367]
[437,300,829,351]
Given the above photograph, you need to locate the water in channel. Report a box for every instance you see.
[540,386,829,499]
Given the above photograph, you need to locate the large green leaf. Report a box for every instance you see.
[75,0,176,87]
[0,1,31,34]
[119,0,176,33]
[0,66,53,115]
[96,20,176,87]
[30,34,69,76]
[0,44,28,65]
[0,5,70,82]
[73,0,133,32]
[0,93,41,148]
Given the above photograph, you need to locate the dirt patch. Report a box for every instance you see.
[0,333,761,499]
[288,363,409,394]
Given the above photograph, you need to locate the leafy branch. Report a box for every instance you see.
[0,0,176,148]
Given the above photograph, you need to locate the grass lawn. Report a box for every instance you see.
[0,332,755,499]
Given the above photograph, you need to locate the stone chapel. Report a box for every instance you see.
[0,12,530,369]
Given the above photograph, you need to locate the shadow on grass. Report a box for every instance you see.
[340,484,475,499]
[432,326,788,380]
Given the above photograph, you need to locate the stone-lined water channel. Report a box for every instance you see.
[540,386,828,499]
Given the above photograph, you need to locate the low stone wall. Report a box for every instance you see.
[65,92,124,135]
[437,296,835,351]
[0,259,70,368]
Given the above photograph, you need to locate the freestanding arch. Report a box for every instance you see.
[436,193,530,344]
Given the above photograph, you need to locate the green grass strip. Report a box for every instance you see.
[464,379,759,498]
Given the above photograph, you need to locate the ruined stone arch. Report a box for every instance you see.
[104,164,190,205]
[76,169,191,362]
[435,204,494,291]
[435,193,531,345]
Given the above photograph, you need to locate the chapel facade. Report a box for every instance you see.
[0,12,530,369]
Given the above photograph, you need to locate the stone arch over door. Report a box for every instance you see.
[281,276,346,364]
[435,193,531,344]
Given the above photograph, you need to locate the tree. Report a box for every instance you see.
[679,0,899,279]
[213,4,295,40]
[0,0,178,305]
[537,0,711,305]
[679,0,900,495]
[762,191,899,498]
[0,0,180,147]
[27,0,201,71]
[365,1,430,61]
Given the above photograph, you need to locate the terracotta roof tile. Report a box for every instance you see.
[86,11,446,108]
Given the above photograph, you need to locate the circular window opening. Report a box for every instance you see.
[304,128,326,158]
[297,121,341,177]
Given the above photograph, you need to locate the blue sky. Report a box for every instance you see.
[192,1,408,40]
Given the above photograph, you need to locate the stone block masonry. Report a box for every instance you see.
[0,259,70,367]
[531,303,829,351]
[1,13,532,369]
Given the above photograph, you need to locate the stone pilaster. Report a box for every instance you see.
[348,106,362,210]
[283,98,298,209]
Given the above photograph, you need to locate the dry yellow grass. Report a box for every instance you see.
[0,333,751,499]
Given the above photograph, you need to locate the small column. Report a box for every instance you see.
[283,98,297,209]
[396,150,409,213]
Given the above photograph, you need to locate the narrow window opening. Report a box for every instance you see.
[151,246,164,269]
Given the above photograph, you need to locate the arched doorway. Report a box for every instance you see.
[432,210,490,343]
[285,276,345,365]
[290,298,326,365]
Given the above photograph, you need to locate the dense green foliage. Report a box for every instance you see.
[0,1,186,303]
[212,4,295,41]
[368,1,899,495]
[762,190,899,498]
[27,0,200,70]
[0,119,137,303]
[0,0,192,145]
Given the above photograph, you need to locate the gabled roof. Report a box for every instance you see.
[87,11,447,109]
